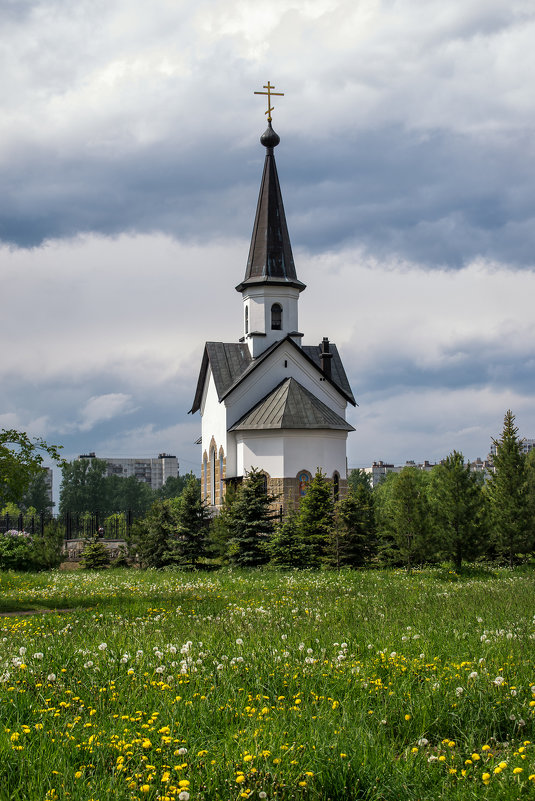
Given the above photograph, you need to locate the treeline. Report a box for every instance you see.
[58,458,194,515]
[128,410,535,572]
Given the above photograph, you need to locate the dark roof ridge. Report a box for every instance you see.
[220,335,357,406]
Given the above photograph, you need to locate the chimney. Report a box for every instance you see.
[320,337,332,380]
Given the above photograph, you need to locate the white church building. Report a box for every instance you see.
[190,114,356,512]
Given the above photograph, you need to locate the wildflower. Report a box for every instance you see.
[455,687,464,696]
[482,773,491,782]
[236,775,246,784]
[33,653,43,660]
[493,676,505,686]
[417,738,429,746]
[47,674,56,682]
[236,638,243,645]
[513,767,523,775]
[404,714,411,721]
[98,643,107,651]
[259,793,267,799]
[178,793,190,801]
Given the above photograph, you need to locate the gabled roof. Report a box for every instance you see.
[189,342,252,414]
[229,377,355,432]
[189,335,356,414]
[235,122,306,294]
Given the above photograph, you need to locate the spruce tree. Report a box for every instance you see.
[387,467,433,570]
[429,451,487,569]
[487,410,531,566]
[167,475,210,567]
[227,469,275,567]
[80,536,110,570]
[297,469,334,567]
[329,483,376,568]
[130,498,180,568]
[269,509,309,568]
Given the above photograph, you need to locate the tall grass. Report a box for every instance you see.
[0,567,534,800]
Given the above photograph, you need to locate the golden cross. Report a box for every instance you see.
[254,81,284,122]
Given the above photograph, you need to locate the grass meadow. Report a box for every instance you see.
[1,567,535,801]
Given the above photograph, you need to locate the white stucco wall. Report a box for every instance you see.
[200,368,228,459]
[243,285,301,356]
[236,429,348,478]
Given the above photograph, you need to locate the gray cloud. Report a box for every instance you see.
[2,0,535,486]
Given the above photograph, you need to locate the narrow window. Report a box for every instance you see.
[333,471,340,502]
[245,306,249,335]
[211,449,216,505]
[271,303,282,330]
[219,453,224,500]
[203,455,208,500]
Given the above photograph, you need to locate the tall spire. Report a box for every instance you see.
[236,122,306,293]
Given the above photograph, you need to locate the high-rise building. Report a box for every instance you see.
[77,453,178,491]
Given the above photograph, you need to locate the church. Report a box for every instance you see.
[190,87,356,512]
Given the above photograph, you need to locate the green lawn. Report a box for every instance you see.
[0,567,534,800]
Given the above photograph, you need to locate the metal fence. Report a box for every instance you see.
[0,511,144,541]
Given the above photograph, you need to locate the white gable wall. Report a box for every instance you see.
[225,340,348,429]
[200,368,228,458]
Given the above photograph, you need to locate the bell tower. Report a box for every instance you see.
[236,85,306,357]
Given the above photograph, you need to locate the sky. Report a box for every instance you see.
[2,0,535,502]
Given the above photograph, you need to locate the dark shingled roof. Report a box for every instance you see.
[229,378,355,432]
[189,336,356,414]
[301,344,355,405]
[189,342,252,414]
[235,126,306,294]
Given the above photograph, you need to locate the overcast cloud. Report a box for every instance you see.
[1,0,535,500]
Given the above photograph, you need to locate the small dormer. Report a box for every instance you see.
[236,122,305,357]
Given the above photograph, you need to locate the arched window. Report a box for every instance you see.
[219,452,224,500]
[211,449,216,505]
[203,454,208,500]
[245,306,249,335]
[333,471,340,502]
[271,303,282,330]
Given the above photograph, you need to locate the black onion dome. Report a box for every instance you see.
[260,122,280,149]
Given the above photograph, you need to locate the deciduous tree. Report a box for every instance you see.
[0,429,63,507]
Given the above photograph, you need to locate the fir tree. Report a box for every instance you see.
[130,498,180,568]
[208,481,237,562]
[227,469,275,567]
[297,469,334,567]
[329,483,376,568]
[80,536,110,570]
[487,410,531,566]
[429,451,487,569]
[167,475,210,567]
[269,509,309,568]
[376,467,433,570]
